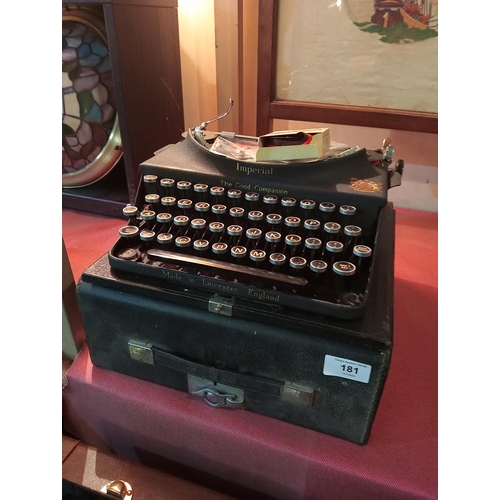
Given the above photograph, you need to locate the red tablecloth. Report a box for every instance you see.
[62,207,438,500]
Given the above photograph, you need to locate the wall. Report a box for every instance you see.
[177,0,437,212]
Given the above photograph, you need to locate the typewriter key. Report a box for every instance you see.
[229,206,245,223]
[284,234,302,258]
[173,215,190,237]
[245,192,260,210]
[351,245,372,287]
[285,216,301,230]
[177,198,193,215]
[300,199,316,220]
[245,227,262,249]
[175,235,192,252]
[281,197,297,217]
[227,189,242,206]
[339,205,357,226]
[324,221,341,241]
[319,202,336,223]
[269,252,286,272]
[193,238,210,254]
[117,247,141,261]
[264,231,282,255]
[156,212,173,233]
[190,218,207,239]
[325,240,344,265]
[309,259,328,282]
[140,209,156,230]
[230,245,248,264]
[249,249,267,268]
[211,204,227,221]
[343,225,362,256]
[157,232,174,247]
[303,219,321,239]
[139,229,156,248]
[289,256,307,276]
[248,210,264,229]
[332,261,356,295]
[145,193,160,213]
[212,242,228,260]
[304,237,322,262]
[118,225,139,239]
[123,205,139,226]
[193,183,208,202]
[195,201,210,214]
[266,213,282,232]
[227,225,243,247]
[210,186,225,204]
[177,181,192,199]
[143,174,158,194]
[208,221,225,243]
[160,178,175,197]
[263,195,279,213]
[161,196,177,212]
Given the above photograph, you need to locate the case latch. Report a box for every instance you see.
[188,375,244,409]
[208,295,234,316]
[100,480,133,499]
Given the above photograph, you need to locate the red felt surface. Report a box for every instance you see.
[62,207,438,500]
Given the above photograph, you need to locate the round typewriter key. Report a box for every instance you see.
[333,260,357,296]
[300,199,316,219]
[319,202,336,222]
[175,235,192,251]
[351,244,372,286]
[304,218,321,239]
[145,193,160,211]
[266,213,282,231]
[208,221,225,243]
[263,195,279,213]
[246,227,262,249]
[211,204,227,221]
[325,240,344,265]
[227,224,243,246]
[140,209,156,230]
[157,232,174,246]
[285,216,301,229]
[212,242,228,259]
[339,205,357,226]
[117,248,140,261]
[248,210,264,228]
[281,197,297,216]
[309,259,328,273]
[123,205,139,226]
[173,215,190,236]
[193,183,208,201]
[193,239,210,253]
[333,260,356,276]
[118,225,139,239]
[210,186,225,204]
[265,231,281,254]
[177,180,192,194]
[231,245,247,262]
[156,212,173,232]
[324,221,341,241]
[285,234,302,258]
[190,218,207,239]
[139,229,156,248]
[160,178,175,196]
[245,192,260,210]
[143,174,158,194]
[229,206,245,221]
[249,249,266,267]
[161,196,177,210]
[304,237,322,261]
[227,189,242,206]
[178,198,193,214]
[269,252,286,272]
[289,256,307,276]
[343,224,362,255]
[195,201,210,213]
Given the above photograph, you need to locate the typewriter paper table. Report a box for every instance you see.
[62,207,438,500]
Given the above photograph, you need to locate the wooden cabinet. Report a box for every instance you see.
[62,0,184,217]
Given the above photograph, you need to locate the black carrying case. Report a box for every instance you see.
[76,202,394,445]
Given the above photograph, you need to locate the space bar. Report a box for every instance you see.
[146,249,308,287]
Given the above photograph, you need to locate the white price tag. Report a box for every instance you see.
[323,355,372,383]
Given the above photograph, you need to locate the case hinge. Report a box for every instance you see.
[187,375,244,409]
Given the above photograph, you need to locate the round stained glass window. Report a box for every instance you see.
[62,8,122,188]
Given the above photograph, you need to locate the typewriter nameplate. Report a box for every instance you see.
[323,355,372,384]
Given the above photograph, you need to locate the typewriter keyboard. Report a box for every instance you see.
[109,176,384,319]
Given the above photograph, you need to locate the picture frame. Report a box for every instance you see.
[256,0,438,135]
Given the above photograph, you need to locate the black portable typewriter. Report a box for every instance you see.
[108,103,403,321]
[78,102,404,444]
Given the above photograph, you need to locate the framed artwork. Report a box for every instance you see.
[257,0,438,135]
[62,6,122,188]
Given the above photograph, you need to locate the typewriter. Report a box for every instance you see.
[108,102,403,321]
[78,102,404,444]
